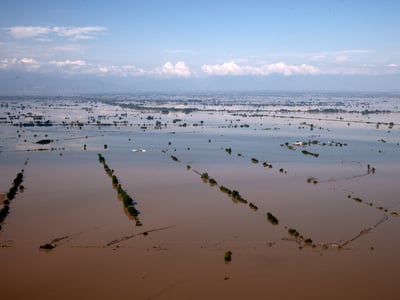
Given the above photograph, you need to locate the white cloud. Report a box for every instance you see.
[0,58,17,69]
[269,62,319,75]
[4,54,397,78]
[98,66,109,73]
[16,57,41,71]
[201,61,319,76]
[201,61,242,75]
[160,61,191,77]
[120,64,146,76]
[309,49,372,64]
[19,58,38,64]
[5,26,51,38]
[50,59,87,67]
[335,55,349,63]
[5,26,107,40]
[52,26,107,40]
[70,63,146,77]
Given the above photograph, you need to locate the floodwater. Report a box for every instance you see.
[1,93,400,299]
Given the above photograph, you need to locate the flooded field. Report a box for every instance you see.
[1,92,400,299]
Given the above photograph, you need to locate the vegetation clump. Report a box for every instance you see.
[266,212,279,225]
[225,147,232,155]
[307,177,318,184]
[219,186,247,204]
[6,172,24,200]
[0,205,10,224]
[220,185,231,194]
[224,251,232,262]
[36,139,53,145]
[127,205,139,217]
[288,228,300,237]
[201,172,209,181]
[98,153,142,225]
[116,184,139,218]
[301,150,319,158]
[262,162,273,168]
[98,153,105,164]
[209,178,217,186]
[367,164,376,174]
[304,238,313,245]
[39,243,55,250]
[1,170,25,228]
[231,190,247,204]
[249,203,258,210]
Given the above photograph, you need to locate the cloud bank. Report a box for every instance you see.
[160,61,191,77]
[5,26,107,40]
[201,61,319,76]
[1,56,398,78]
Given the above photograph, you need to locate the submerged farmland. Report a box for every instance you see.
[1,92,400,300]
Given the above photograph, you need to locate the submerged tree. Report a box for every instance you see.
[224,250,232,262]
[266,212,279,225]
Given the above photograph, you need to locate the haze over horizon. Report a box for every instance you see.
[1,1,399,94]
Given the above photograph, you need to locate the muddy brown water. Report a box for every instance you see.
[1,97,400,299]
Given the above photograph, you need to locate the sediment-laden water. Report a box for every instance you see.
[1,93,399,299]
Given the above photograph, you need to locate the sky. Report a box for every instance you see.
[0,0,399,94]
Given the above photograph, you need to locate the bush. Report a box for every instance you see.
[288,228,300,237]
[209,178,217,185]
[224,251,232,262]
[201,172,209,180]
[39,243,55,250]
[98,153,105,163]
[122,194,133,207]
[220,186,232,194]
[301,150,319,158]
[127,205,139,217]
[249,203,258,210]
[251,158,259,164]
[305,238,313,244]
[0,206,10,222]
[231,190,247,204]
[266,212,279,225]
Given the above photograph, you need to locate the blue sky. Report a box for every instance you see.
[1,0,399,93]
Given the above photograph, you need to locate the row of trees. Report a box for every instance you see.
[196,166,317,246]
[199,171,256,208]
[287,228,313,246]
[347,193,399,216]
[224,147,278,172]
[98,153,142,226]
[0,170,25,229]
[170,151,318,249]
